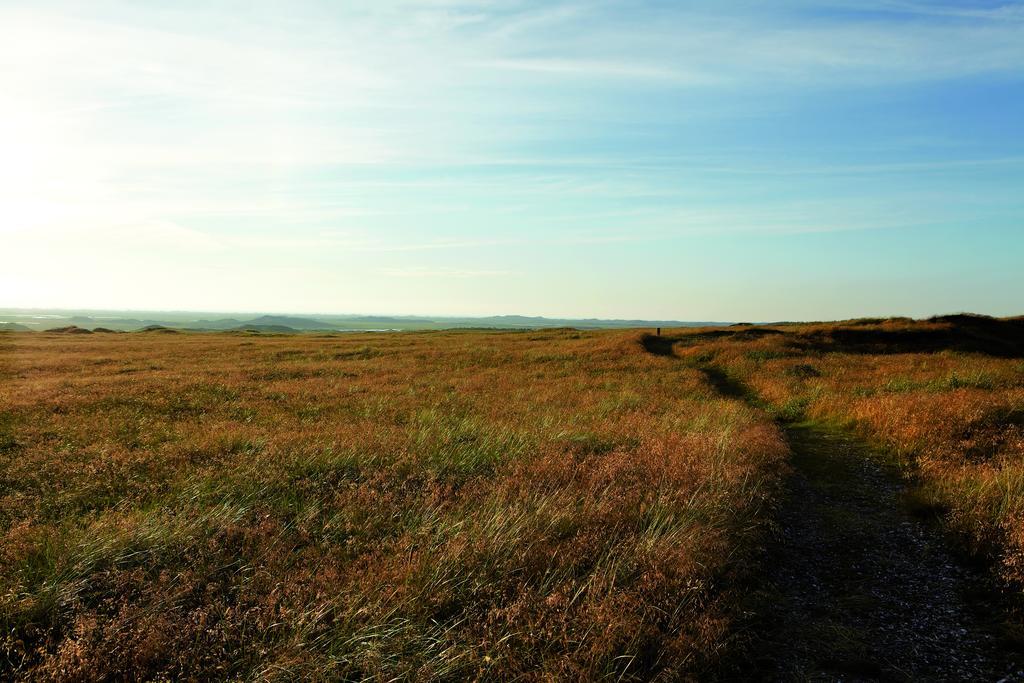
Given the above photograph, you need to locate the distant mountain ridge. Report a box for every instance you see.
[0,309,728,333]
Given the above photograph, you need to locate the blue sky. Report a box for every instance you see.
[2,0,1022,320]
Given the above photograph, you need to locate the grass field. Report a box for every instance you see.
[3,317,1023,680]
[0,328,786,680]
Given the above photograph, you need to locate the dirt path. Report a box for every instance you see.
[739,422,1020,681]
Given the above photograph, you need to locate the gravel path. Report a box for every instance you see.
[740,424,1022,681]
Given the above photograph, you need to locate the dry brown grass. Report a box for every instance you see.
[0,328,787,680]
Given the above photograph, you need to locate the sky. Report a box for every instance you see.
[2,0,1023,321]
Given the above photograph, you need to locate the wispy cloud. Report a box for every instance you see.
[805,1,1024,22]
[380,267,513,278]
[470,58,718,84]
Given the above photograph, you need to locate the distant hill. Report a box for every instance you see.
[191,318,244,329]
[229,324,298,333]
[0,308,732,333]
[336,315,431,324]
[47,326,93,334]
[0,322,31,331]
[240,315,331,330]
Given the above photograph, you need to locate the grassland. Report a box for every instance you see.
[4,316,1023,680]
[0,328,786,680]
